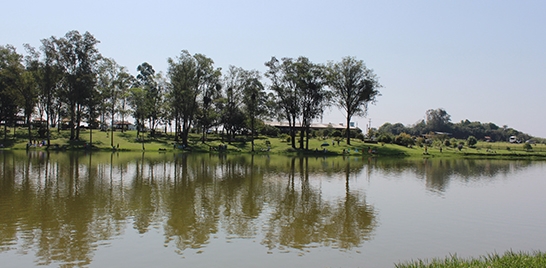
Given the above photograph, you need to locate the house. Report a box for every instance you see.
[113,121,135,131]
[264,121,359,132]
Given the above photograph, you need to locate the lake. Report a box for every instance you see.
[0,151,545,267]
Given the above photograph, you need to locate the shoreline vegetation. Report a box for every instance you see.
[395,250,546,268]
[2,128,546,160]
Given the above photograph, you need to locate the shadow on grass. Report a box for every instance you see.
[0,138,16,147]
[360,144,409,157]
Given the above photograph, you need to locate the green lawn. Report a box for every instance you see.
[2,127,546,159]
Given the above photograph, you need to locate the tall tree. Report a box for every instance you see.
[128,87,147,140]
[136,62,164,137]
[242,74,266,152]
[38,37,63,146]
[221,66,254,141]
[55,30,101,140]
[193,54,221,143]
[425,108,451,133]
[167,50,197,144]
[292,57,328,150]
[96,58,134,146]
[21,44,42,143]
[167,50,221,146]
[265,57,300,149]
[327,56,381,145]
[0,45,23,141]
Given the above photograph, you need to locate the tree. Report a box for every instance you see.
[265,57,302,149]
[242,74,266,152]
[167,50,221,146]
[39,36,64,145]
[167,51,197,145]
[54,30,101,140]
[467,135,477,147]
[0,45,23,141]
[327,56,381,145]
[221,66,249,141]
[21,44,42,143]
[425,108,451,133]
[136,62,163,137]
[291,57,328,150]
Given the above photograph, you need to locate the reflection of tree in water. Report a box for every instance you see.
[163,154,220,251]
[128,152,162,234]
[0,151,129,267]
[370,158,533,193]
[217,155,264,238]
[263,157,376,251]
[2,151,535,266]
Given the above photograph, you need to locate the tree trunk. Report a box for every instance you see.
[299,125,305,149]
[346,116,351,145]
[305,127,310,150]
[290,115,296,148]
[26,115,32,144]
[250,117,255,152]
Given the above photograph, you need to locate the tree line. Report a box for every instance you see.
[376,108,538,144]
[0,30,381,151]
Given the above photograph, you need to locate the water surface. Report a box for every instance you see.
[0,151,544,267]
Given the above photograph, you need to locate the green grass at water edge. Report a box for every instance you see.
[4,129,546,159]
[395,250,546,268]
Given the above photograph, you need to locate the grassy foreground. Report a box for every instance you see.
[396,250,546,268]
[2,128,546,159]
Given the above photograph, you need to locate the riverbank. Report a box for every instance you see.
[2,129,546,159]
[395,250,546,268]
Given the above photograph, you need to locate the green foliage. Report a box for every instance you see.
[467,135,477,146]
[377,133,393,143]
[394,133,414,147]
[415,137,425,147]
[356,133,364,141]
[524,142,533,151]
[260,124,280,137]
[395,250,546,268]
[449,138,458,148]
[332,130,342,137]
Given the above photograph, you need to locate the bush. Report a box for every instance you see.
[342,129,361,139]
[332,130,342,137]
[377,133,393,144]
[415,137,425,147]
[394,133,414,147]
[443,139,451,147]
[467,136,478,146]
[524,143,533,151]
[260,125,280,137]
[450,138,459,148]
[356,133,365,141]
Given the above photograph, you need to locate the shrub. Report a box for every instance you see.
[377,133,393,144]
[450,138,459,148]
[394,133,414,147]
[415,137,425,147]
[444,139,451,147]
[332,130,342,137]
[467,136,478,146]
[260,125,280,137]
[524,143,533,151]
[356,133,365,141]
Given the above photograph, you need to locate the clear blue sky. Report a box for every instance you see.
[2,0,545,137]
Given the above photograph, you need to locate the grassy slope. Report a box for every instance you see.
[3,128,546,159]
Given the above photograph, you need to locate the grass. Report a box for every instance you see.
[2,127,546,159]
[395,250,546,268]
